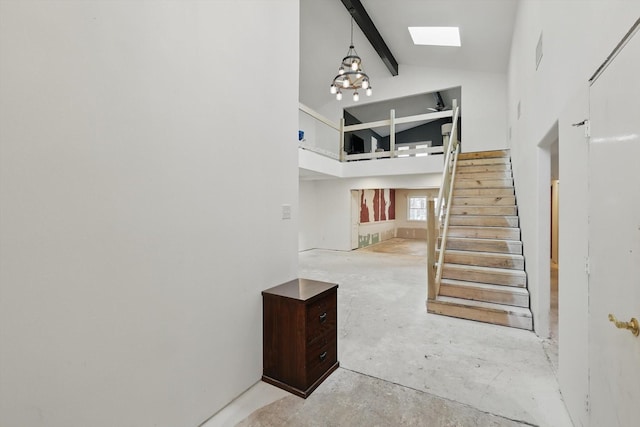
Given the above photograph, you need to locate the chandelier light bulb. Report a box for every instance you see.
[329,20,371,102]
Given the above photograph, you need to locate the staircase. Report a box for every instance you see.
[428,149,532,330]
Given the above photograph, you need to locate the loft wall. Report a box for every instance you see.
[0,2,299,427]
[311,63,508,154]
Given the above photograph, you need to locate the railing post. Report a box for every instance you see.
[389,109,396,157]
[339,117,345,162]
[427,199,437,301]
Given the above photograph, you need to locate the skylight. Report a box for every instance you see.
[408,27,461,47]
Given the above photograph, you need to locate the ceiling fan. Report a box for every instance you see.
[427,91,447,112]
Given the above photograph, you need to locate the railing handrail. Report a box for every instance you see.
[428,105,460,301]
[434,106,460,219]
[434,144,459,288]
[342,109,452,133]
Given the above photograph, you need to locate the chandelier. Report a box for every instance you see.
[330,18,372,102]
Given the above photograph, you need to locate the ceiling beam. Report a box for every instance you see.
[341,0,399,76]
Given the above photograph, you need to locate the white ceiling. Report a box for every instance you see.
[300,0,519,110]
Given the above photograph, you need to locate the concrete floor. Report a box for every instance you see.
[204,239,571,427]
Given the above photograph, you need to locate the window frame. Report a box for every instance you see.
[407,195,427,222]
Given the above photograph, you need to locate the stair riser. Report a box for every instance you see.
[439,284,529,307]
[427,301,532,330]
[455,179,513,189]
[440,238,523,254]
[454,188,514,197]
[452,196,516,206]
[458,150,510,160]
[457,158,510,167]
[441,252,524,270]
[457,164,512,174]
[442,267,527,287]
[445,227,520,240]
[452,172,512,180]
[449,216,519,227]
[450,206,517,216]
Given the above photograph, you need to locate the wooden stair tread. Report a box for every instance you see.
[439,248,524,258]
[452,172,513,180]
[443,263,526,276]
[449,206,518,216]
[454,188,514,197]
[448,215,519,227]
[458,149,510,160]
[440,237,523,254]
[432,295,532,317]
[442,263,527,287]
[440,278,529,295]
[454,179,514,189]
[445,225,519,232]
[452,196,516,206]
[444,225,520,241]
[438,280,530,308]
[457,164,512,173]
[439,249,524,270]
[456,158,511,166]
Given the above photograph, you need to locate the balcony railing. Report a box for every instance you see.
[298,101,457,162]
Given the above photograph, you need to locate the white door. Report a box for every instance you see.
[351,190,360,250]
[588,27,640,426]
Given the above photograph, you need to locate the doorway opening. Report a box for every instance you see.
[549,139,559,371]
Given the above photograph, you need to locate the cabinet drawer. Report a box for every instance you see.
[306,336,337,384]
[306,308,336,344]
[306,293,337,343]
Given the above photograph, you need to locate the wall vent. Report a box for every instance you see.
[536,31,543,70]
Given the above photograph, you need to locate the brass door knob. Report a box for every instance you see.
[608,314,640,337]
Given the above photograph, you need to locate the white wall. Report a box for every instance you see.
[0,2,299,427]
[301,175,440,251]
[299,180,319,251]
[507,1,640,425]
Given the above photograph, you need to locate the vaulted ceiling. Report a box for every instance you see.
[300,0,519,111]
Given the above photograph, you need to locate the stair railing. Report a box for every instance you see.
[428,105,460,301]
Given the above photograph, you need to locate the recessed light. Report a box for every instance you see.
[408,27,461,47]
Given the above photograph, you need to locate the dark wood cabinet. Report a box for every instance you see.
[262,278,339,398]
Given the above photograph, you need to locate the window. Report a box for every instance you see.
[408,196,427,221]
[397,146,410,158]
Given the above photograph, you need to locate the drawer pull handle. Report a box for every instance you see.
[319,351,327,361]
[319,312,327,323]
